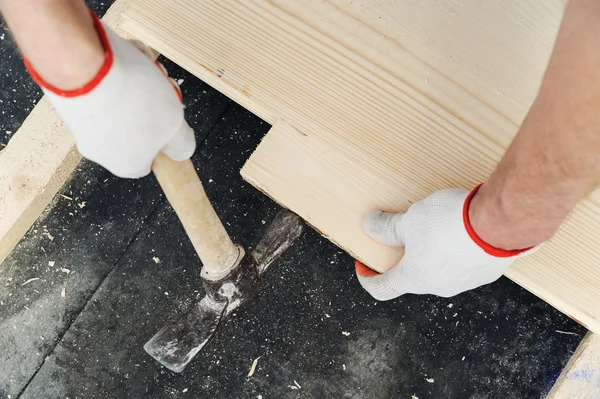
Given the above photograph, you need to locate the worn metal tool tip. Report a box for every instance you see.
[144,296,227,373]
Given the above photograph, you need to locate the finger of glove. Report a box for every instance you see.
[99,157,153,179]
[355,260,409,301]
[363,210,406,247]
[162,123,197,161]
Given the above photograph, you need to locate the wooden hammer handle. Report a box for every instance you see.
[152,153,240,278]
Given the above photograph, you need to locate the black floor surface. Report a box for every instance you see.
[0,2,587,398]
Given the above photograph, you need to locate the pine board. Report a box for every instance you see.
[121,0,600,334]
[547,333,600,399]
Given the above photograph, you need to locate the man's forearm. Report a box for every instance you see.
[470,0,600,250]
[0,0,104,90]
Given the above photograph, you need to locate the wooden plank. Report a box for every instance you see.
[121,0,600,334]
[547,333,600,399]
[0,0,138,267]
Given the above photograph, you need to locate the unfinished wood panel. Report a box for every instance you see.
[547,333,600,399]
[0,0,142,267]
[122,0,600,333]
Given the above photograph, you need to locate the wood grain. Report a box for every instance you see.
[0,0,134,267]
[121,0,600,334]
[547,333,600,399]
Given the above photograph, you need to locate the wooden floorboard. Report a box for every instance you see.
[121,0,600,336]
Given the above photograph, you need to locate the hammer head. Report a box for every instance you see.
[144,210,304,372]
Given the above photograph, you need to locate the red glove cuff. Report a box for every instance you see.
[355,260,381,277]
[23,11,113,98]
[463,184,532,258]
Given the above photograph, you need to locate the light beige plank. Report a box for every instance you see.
[121,0,600,333]
[0,0,139,267]
[547,333,600,399]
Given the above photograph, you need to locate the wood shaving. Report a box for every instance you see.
[78,201,87,209]
[61,268,71,274]
[61,287,66,298]
[22,277,40,286]
[247,356,260,377]
[426,378,434,383]
[60,194,73,201]
[555,330,580,336]
[342,331,350,336]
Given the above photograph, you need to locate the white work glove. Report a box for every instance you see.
[25,12,194,178]
[356,187,540,299]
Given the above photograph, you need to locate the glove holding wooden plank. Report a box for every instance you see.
[356,0,600,301]
[356,187,540,300]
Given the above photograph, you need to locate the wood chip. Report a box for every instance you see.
[42,232,54,241]
[22,277,40,286]
[426,378,434,383]
[48,261,55,267]
[342,331,350,336]
[61,287,66,298]
[60,194,73,201]
[61,268,71,274]
[555,330,580,336]
[294,380,301,389]
[78,201,87,209]
[247,356,260,377]
[153,257,160,264]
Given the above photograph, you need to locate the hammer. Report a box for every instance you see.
[144,153,304,372]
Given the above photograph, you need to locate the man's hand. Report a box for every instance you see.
[27,13,195,178]
[1,1,195,178]
[358,0,600,300]
[356,187,539,300]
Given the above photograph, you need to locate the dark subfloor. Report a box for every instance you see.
[0,2,588,398]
